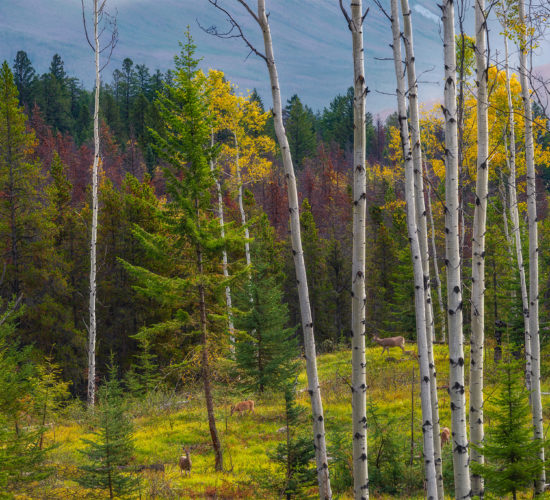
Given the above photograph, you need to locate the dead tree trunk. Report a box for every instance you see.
[87,0,101,406]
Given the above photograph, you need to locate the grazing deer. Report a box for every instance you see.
[230,400,255,416]
[179,447,191,476]
[372,334,406,355]
[440,427,451,447]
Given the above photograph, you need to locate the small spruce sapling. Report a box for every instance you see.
[471,357,545,499]
[78,357,138,499]
[271,379,316,499]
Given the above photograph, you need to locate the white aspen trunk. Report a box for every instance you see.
[498,165,514,263]
[441,1,471,496]
[503,35,530,390]
[470,0,488,494]
[400,2,443,496]
[257,2,331,497]
[348,0,369,497]
[390,3,437,497]
[234,133,252,270]
[518,0,545,491]
[210,131,234,350]
[87,0,100,406]
[427,184,446,344]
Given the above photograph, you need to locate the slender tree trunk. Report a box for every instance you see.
[342,0,369,497]
[210,131,234,350]
[400,2,443,495]
[518,0,545,492]
[427,184,446,344]
[470,1,488,494]
[503,35,530,390]
[87,0,100,406]
[390,3,437,497]
[441,1,471,495]
[197,240,223,471]
[257,2,331,497]
[234,133,252,269]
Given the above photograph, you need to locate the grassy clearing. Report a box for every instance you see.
[24,341,550,499]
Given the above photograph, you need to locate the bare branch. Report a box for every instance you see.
[201,0,267,62]
[81,0,94,51]
[339,0,352,30]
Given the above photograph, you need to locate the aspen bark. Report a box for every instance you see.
[210,131,235,349]
[390,2,437,497]
[503,35,530,390]
[257,2,331,497]
[400,2,442,495]
[87,0,100,406]
[234,133,252,269]
[427,184,446,344]
[346,0,369,497]
[470,0,488,494]
[518,0,545,492]
[441,1,471,496]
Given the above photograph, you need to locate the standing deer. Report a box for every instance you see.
[372,333,406,355]
[179,447,191,476]
[440,427,451,447]
[230,400,255,416]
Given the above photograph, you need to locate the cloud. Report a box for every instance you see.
[414,5,440,24]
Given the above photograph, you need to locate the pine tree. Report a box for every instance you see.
[284,95,316,169]
[78,359,138,499]
[471,358,545,499]
[234,215,299,393]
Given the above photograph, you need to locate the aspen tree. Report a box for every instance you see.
[399,1,443,495]
[441,1,471,495]
[339,0,369,496]
[427,184,446,344]
[205,2,332,496]
[502,31,530,390]
[518,0,545,492]
[81,0,116,406]
[211,131,235,348]
[470,0,489,494]
[390,1,437,497]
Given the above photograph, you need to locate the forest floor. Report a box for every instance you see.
[21,341,550,499]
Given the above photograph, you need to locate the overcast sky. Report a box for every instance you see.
[1,0,548,115]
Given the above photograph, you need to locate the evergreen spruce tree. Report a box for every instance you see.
[122,32,245,471]
[299,199,332,344]
[78,359,138,499]
[234,215,299,393]
[271,380,316,499]
[0,300,51,494]
[284,95,316,169]
[12,51,36,109]
[471,358,545,499]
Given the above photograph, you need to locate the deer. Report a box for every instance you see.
[179,447,191,476]
[440,427,451,447]
[372,333,406,355]
[230,400,255,416]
